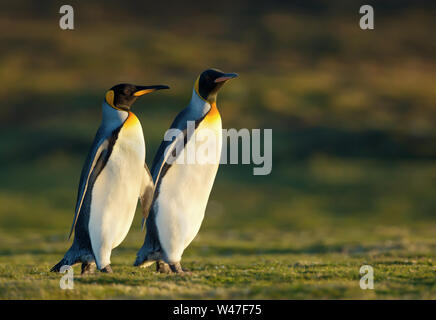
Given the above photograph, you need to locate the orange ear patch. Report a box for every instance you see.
[105,90,115,107]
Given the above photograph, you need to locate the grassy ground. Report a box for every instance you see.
[0,158,435,299]
[0,226,435,299]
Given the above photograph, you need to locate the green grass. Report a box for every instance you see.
[0,227,435,299]
[0,158,435,299]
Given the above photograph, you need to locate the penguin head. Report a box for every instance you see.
[105,83,169,111]
[195,69,238,103]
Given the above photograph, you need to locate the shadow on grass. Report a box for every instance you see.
[74,271,190,287]
[197,241,408,257]
[0,248,65,257]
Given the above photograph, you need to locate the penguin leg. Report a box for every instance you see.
[81,262,96,275]
[100,265,113,273]
[156,260,171,273]
[169,262,191,275]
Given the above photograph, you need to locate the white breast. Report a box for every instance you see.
[155,117,222,264]
[88,116,145,268]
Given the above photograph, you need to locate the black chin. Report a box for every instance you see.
[199,81,225,102]
[115,104,130,111]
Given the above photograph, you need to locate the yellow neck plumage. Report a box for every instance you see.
[123,111,139,128]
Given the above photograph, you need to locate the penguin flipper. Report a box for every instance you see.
[69,127,121,239]
[140,163,154,229]
[149,107,195,180]
[150,107,209,185]
[142,114,206,230]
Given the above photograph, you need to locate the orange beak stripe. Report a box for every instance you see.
[134,89,156,96]
[214,76,234,83]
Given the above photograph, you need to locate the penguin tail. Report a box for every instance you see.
[50,245,79,272]
[50,246,94,272]
[134,249,161,268]
[50,258,70,273]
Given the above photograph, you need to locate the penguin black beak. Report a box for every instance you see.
[134,85,170,96]
[214,73,239,83]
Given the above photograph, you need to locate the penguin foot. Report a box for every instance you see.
[81,262,96,275]
[156,260,171,273]
[100,265,113,273]
[169,262,191,275]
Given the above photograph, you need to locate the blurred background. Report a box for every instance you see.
[0,0,435,298]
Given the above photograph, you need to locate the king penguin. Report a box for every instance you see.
[134,69,238,273]
[51,83,169,274]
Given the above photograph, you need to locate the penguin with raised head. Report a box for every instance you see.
[134,69,238,273]
[51,83,169,274]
